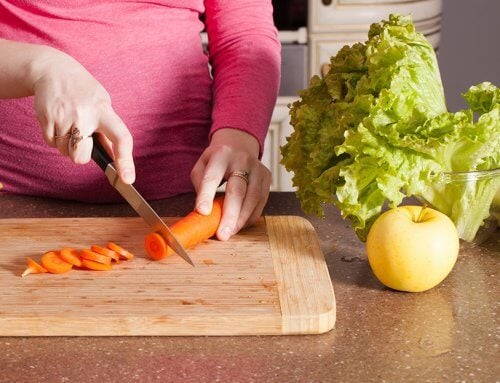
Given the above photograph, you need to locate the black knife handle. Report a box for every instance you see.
[91,135,114,171]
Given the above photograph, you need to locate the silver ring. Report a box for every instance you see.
[229,170,250,185]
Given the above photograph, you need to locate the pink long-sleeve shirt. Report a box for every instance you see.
[0,0,281,202]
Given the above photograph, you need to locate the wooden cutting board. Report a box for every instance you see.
[0,216,335,336]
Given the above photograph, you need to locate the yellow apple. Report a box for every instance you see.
[366,205,459,292]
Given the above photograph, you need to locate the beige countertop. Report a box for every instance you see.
[0,192,498,383]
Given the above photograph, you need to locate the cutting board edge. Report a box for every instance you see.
[265,216,336,335]
[0,315,283,336]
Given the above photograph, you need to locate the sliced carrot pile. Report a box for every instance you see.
[59,248,82,267]
[144,196,224,260]
[41,251,73,274]
[81,258,113,271]
[91,245,120,262]
[21,242,134,277]
[21,257,48,278]
[107,242,134,260]
[81,249,112,265]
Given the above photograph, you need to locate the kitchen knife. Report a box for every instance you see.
[90,135,195,267]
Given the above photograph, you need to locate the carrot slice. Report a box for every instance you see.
[144,233,168,260]
[41,251,73,274]
[59,248,82,267]
[21,257,48,277]
[81,258,113,271]
[144,196,224,260]
[81,249,112,265]
[107,242,134,260]
[90,245,120,262]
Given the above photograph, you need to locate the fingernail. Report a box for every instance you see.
[122,169,135,184]
[197,202,211,215]
[220,226,232,241]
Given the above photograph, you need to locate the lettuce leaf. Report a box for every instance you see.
[281,14,500,242]
[418,84,500,241]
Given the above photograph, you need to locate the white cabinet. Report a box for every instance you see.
[308,0,443,77]
[267,0,443,191]
[262,97,296,191]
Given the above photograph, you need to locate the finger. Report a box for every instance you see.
[233,174,262,233]
[51,101,75,156]
[190,153,209,194]
[97,110,135,184]
[244,196,269,230]
[70,135,93,164]
[54,121,72,157]
[36,111,57,148]
[42,120,57,148]
[244,176,271,229]
[68,119,94,165]
[94,132,115,157]
[235,167,271,233]
[216,173,249,241]
[194,154,228,216]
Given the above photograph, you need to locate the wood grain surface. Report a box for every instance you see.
[0,216,335,336]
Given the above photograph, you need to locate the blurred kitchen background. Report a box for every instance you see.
[439,0,500,112]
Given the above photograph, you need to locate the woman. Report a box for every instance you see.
[0,0,281,241]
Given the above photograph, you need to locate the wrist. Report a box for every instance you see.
[28,45,72,93]
[0,40,65,98]
[210,128,260,158]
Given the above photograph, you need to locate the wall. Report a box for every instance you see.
[438,0,500,112]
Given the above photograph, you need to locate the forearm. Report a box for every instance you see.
[208,39,281,154]
[205,0,281,155]
[0,38,62,99]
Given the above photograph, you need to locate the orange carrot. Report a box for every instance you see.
[144,233,168,260]
[144,196,224,260]
[41,251,73,274]
[81,249,112,265]
[21,257,48,277]
[59,248,82,267]
[107,242,134,260]
[81,258,113,271]
[91,245,120,262]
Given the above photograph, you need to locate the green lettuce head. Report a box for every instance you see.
[281,14,500,241]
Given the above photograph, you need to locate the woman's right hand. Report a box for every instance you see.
[31,46,136,184]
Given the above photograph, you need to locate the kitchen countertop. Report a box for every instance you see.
[0,192,498,383]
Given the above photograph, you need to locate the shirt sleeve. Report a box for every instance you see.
[204,0,281,155]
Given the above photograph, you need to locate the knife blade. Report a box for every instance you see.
[91,135,195,267]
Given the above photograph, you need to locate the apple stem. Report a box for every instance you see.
[417,204,427,223]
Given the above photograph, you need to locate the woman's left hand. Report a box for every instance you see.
[191,128,272,241]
